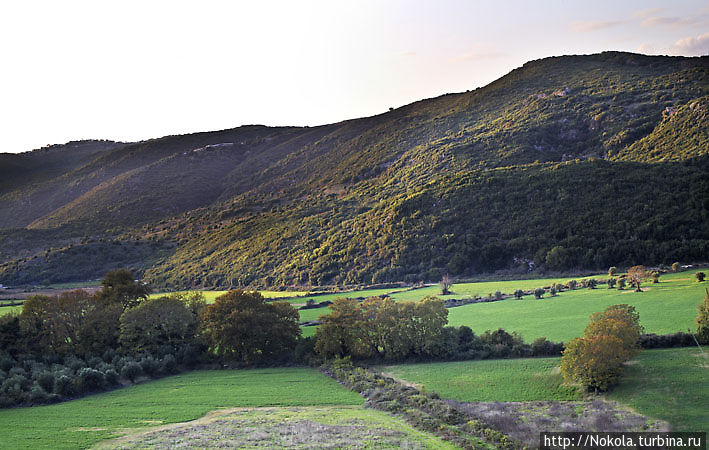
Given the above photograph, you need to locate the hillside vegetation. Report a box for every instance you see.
[0,52,707,287]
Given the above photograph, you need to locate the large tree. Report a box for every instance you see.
[200,290,299,364]
[98,268,150,310]
[119,296,198,354]
[626,265,648,292]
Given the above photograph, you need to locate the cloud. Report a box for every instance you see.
[569,20,627,33]
[640,16,703,28]
[669,32,709,55]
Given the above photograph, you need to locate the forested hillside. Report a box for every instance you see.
[0,52,707,287]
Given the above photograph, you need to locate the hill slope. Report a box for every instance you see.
[0,51,707,287]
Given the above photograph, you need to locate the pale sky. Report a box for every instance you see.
[1,0,707,154]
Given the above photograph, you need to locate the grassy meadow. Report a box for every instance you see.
[379,357,580,402]
[379,347,707,432]
[0,367,362,449]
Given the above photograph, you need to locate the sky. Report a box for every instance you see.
[1,0,707,154]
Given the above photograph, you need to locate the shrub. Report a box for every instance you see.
[494,291,503,301]
[651,271,660,283]
[29,384,49,404]
[160,354,177,374]
[76,367,105,392]
[617,278,626,290]
[139,356,159,377]
[533,288,545,299]
[35,371,55,393]
[104,369,120,386]
[121,361,142,382]
[54,375,75,397]
[696,272,706,282]
[531,337,564,356]
[586,279,597,289]
[608,266,617,277]
[549,286,557,296]
[672,262,680,272]
[513,289,524,299]
[568,280,577,290]
[607,278,616,289]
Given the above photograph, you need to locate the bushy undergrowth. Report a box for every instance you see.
[0,347,200,407]
[323,360,524,450]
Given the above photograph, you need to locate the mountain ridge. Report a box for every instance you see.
[1,51,707,287]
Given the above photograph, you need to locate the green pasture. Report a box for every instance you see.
[0,305,22,315]
[607,347,708,432]
[0,367,362,449]
[446,269,707,342]
[379,357,580,402]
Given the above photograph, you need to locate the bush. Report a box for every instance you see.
[104,369,120,386]
[513,289,523,299]
[76,367,105,392]
[617,278,626,290]
[29,384,49,404]
[531,337,564,356]
[160,354,177,374]
[586,279,598,289]
[533,288,545,299]
[607,278,616,289]
[567,280,577,290]
[35,371,55,393]
[54,375,75,397]
[121,361,142,382]
[494,291,503,301]
[608,266,617,277]
[672,262,680,272]
[696,272,706,282]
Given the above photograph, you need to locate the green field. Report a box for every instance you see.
[0,367,362,449]
[148,289,307,302]
[446,269,707,342]
[0,305,22,315]
[379,357,580,402]
[378,347,708,431]
[607,348,708,432]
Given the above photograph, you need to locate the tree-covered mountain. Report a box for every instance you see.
[0,52,707,287]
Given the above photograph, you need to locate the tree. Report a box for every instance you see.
[651,271,660,284]
[514,289,524,299]
[696,272,706,282]
[567,280,577,290]
[608,266,617,277]
[617,278,626,290]
[560,304,642,392]
[671,262,680,272]
[315,297,369,359]
[440,274,452,295]
[585,304,643,353]
[98,269,150,310]
[697,289,709,345]
[607,278,616,289]
[200,290,300,364]
[561,335,630,392]
[119,296,198,354]
[534,288,545,299]
[626,265,647,292]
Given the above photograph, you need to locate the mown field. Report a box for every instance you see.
[379,347,707,432]
[98,406,455,449]
[0,367,363,449]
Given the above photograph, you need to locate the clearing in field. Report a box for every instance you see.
[0,367,362,449]
[97,406,456,449]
